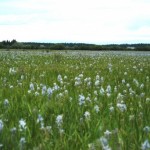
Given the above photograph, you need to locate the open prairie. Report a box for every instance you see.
[0,50,150,149]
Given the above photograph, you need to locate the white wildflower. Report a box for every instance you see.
[140,93,145,98]
[140,68,143,72]
[45,126,52,133]
[117,103,127,112]
[146,76,149,82]
[69,97,73,102]
[101,77,104,83]
[96,75,100,80]
[79,94,85,105]
[126,83,130,88]
[10,127,17,134]
[64,90,68,95]
[9,85,13,88]
[114,86,117,92]
[117,93,124,102]
[0,144,3,148]
[94,97,97,101]
[88,143,95,150]
[20,137,26,149]
[87,81,91,87]
[95,80,100,86]
[64,75,67,80]
[19,119,26,131]
[143,126,150,133]
[59,128,64,134]
[100,87,105,95]
[0,120,4,132]
[79,74,83,78]
[100,136,111,150]
[80,117,83,123]
[21,75,24,80]
[42,85,47,95]
[4,99,9,106]
[140,83,144,89]
[94,105,100,113]
[124,72,127,75]
[122,79,126,84]
[86,97,91,102]
[106,85,111,94]
[94,90,98,96]
[146,98,150,103]
[141,139,150,150]
[9,67,17,75]
[104,130,112,138]
[84,77,88,83]
[58,92,63,98]
[84,111,90,120]
[123,90,127,94]
[37,114,44,123]
[35,91,39,96]
[107,93,111,97]
[109,106,114,112]
[30,83,34,91]
[109,67,112,73]
[28,90,31,94]
[133,78,139,87]
[56,115,63,127]
[47,87,53,97]
[53,83,59,91]
[75,81,81,86]
[57,74,62,82]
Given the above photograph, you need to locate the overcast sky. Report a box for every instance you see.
[0,0,150,44]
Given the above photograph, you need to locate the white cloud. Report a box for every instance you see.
[0,0,150,43]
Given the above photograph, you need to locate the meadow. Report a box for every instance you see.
[0,50,150,150]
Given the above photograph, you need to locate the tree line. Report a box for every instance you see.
[0,39,150,51]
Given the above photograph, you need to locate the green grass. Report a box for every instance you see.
[0,51,150,150]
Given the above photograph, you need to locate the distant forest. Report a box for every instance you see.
[0,39,150,51]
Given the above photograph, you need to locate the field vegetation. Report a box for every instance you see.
[0,50,150,149]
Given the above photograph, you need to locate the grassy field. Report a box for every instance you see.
[0,50,150,150]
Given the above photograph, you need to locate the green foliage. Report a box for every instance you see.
[0,51,150,149]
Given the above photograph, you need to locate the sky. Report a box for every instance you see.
[0,0,150,44]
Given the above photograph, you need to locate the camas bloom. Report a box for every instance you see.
[117,103,127,112]
[30,83,34,91]
[143,126,150,133]
[19,119,26,131]
[100,136,111,150]
[78,94,85,105]
[9,67,16,75]
[104,130,112,138]
[56,115,63,127]
[84,111,90,120]
[42,85,47,95]
[20,137,26,150]
[100,87,105,95]
[0,120,4,132]
[141,140,150,150]
[106,85,111,94]
[94,105,100,113]
[47,87,53,97]
[95,80,100,86]
[4,99,9,106]
[37,114,44,129]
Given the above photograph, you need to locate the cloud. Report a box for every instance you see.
[0,0,150,43]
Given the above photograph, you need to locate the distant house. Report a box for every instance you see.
[127,46,135,50]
